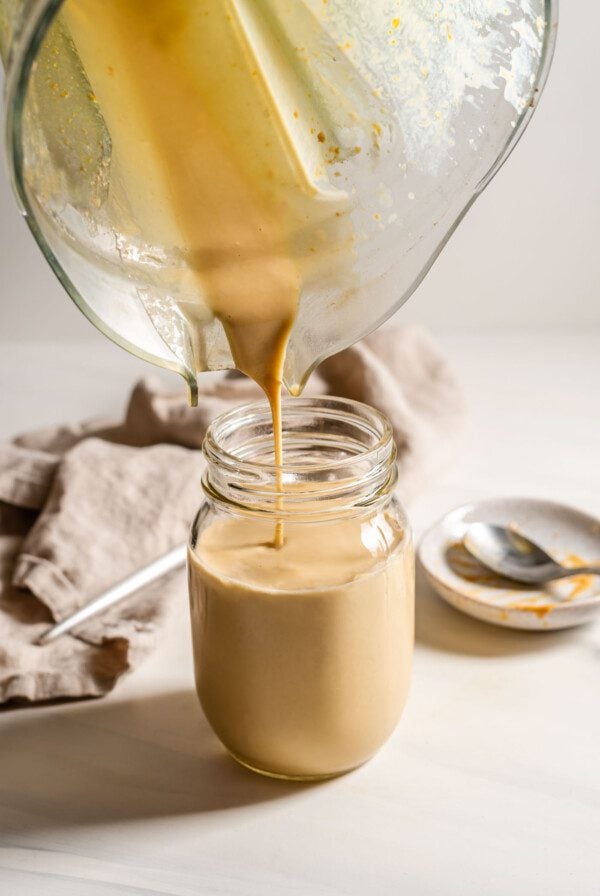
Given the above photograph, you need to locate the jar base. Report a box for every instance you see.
[227,748,369,782]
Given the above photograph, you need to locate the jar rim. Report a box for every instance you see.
[203,394,394,475]
[201,395,398,520]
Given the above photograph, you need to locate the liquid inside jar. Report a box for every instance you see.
[188,397,415,781]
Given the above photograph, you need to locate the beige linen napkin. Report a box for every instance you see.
[0,326,464,704]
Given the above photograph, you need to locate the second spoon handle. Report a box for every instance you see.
[554,565,600,579]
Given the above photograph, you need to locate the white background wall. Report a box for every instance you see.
[0,1,598,341]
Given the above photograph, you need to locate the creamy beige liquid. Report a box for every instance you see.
[63,0,354,546]
[189,515,414,779]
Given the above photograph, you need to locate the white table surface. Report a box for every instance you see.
[0,328,599,896]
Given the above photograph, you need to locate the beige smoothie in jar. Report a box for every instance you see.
[188,397,414,781]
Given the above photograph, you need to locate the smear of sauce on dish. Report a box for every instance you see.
[446,541,599,618]
[562,553,595,600]
[505,600,554,619]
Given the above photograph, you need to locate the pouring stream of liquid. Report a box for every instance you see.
[62,0,354,546]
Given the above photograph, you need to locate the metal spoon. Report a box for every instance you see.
[36,543,187,645]
[463,523,600,585]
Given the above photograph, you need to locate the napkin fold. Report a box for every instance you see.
[0,326,464,704]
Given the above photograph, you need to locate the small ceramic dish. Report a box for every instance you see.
[418,497,600,630]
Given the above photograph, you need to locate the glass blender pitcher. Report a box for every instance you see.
[0,1,557,404]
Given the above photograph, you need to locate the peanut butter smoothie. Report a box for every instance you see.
[189,515,414,780]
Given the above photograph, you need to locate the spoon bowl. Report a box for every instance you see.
[464,523,600,585]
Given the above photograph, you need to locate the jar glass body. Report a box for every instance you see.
[188,396,414,781]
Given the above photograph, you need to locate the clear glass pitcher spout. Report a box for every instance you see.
[1,1,557,404]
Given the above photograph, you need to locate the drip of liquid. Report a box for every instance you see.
[63,0,353,546]
[261,320,291,550]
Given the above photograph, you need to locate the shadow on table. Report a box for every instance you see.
[0,689,313,830]
[415,566,580,657]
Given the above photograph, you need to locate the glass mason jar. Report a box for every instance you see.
[188,396,414,781]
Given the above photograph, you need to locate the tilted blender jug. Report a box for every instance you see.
[0,1,557,403]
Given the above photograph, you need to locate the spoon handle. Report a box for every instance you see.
[35,543,188,645]
[554,565,600,580]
